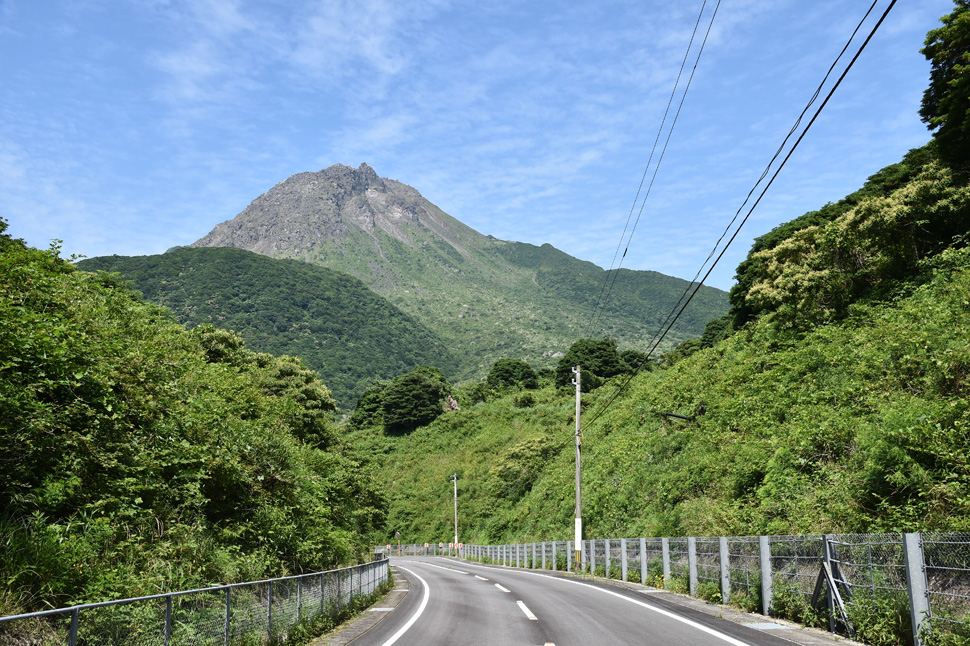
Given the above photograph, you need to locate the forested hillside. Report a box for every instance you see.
[78,247,459,409]
[348,150,970,545]
[346,0,970,546]
[0,225,386,615]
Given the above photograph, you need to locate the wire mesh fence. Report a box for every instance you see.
[0,559,388,646]
[450,532,970,645]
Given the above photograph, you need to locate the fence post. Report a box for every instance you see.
[552,541,557,571]
[567,540,573,571]
[822,535,837,633]
[903,533,930,646]
[320,573,325,613]
[591,539,597,574]
[605,539,611,578]
[662,538,671,588]
[688,537,698,596]
[69,608,79,646]
[533,542,537,568]
[542,542,547,569]
[298,577,303,624]
[267,581,274,641]
[621,538,628,582]
[164,594,172,646]
[719,537,730,604]
[224,587,231,646]
[581,540,588,572]
[759,536,773,616]
[640,538,647,585]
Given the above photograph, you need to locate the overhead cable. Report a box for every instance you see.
[585,0,897,429]
[583,0,719,338]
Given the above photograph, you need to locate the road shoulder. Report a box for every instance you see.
[309,565,409,646]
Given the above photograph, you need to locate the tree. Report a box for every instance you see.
[381,366,451,434]
[921,0,970,165]
[486,358,538,390]
[554,338,625,389]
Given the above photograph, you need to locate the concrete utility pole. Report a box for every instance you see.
[572,366,582,570]
[450,473,458,549]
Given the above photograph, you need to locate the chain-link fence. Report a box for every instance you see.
[0,559,388,646]
[418,532,970,646]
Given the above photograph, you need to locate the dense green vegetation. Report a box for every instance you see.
[78,247,459,410]
[0,226,386,615]
[346,4,970,546]
[288,222,729,381]
[348,244,970,544]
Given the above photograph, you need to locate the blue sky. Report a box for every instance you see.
[0,0,954,291]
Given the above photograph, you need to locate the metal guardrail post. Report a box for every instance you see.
[719,537,730,604]
[69,607,79,646]
[621,538,628,582]
[688,537,698,596]
[164,595,172,646]
[267,581,273,641]
[759,536,773,616]
[640,538,647,585]
[903,533,930,646]
[224,587,231,646]
[662,538,671,588]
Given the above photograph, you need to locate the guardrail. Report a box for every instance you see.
[0,559,389,646]
[384,532,970,646]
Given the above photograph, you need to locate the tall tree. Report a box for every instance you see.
[921,0,970,165]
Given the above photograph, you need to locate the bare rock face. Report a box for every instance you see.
[192,163,483,259]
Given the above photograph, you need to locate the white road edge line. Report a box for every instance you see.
[495,583,511,593]
[516,600,538,621]
[440,560,753,646]
[419,562,469,575]
[378,566,430,646]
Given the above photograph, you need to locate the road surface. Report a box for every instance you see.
[349,557,810,646]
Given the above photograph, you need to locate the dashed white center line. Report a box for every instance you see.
[495,583,511,593]
[517,600,538,621]
[474,575,489,581]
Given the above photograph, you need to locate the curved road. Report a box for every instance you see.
[352,557,803,646]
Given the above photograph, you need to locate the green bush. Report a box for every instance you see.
[696,581,723,605]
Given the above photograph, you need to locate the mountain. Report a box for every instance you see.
[192,163,729,379]
[77,247,458,410]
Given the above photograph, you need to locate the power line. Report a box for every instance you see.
[583,0,719,338]
[584,0,898,429]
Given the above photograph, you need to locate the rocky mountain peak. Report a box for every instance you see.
[191,163,486,265]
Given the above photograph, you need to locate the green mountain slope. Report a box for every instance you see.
[192,163,729,380]
[78,247,459,410]
[345,140,970,543]
[348,228,970,548]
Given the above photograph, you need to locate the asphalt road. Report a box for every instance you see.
[351,557,807,646]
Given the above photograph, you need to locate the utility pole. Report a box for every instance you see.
[449,473,458,550]
[572,365,582,570]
